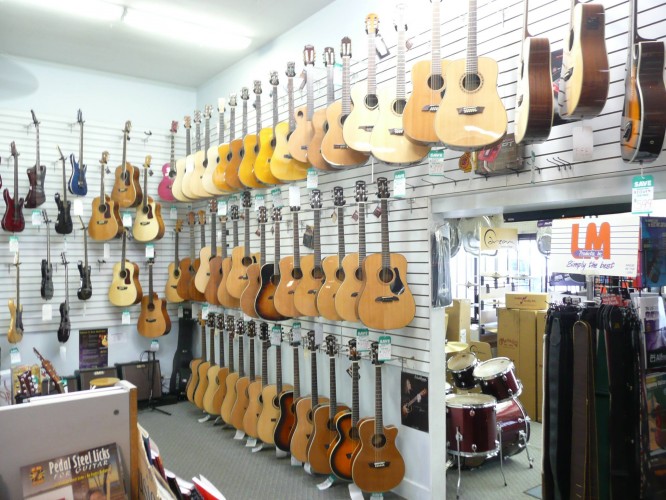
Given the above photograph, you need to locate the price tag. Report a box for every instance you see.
[145,244,155,259]
[572,125,594,161]
[122,309,130,325]
[234,430,246,440]
[245,437,257,448]
[317,475,336,490]
[289,185,301,207]
[271,188,283,208]
[9,236,18,253]
[202,303,210,319]
[42,304,52,321]
[218,199,228,216]
[290,455,302,466]
[292,322,302,343]
[271,325,282,345]
[357,328,370,352]
[31,210,42,226]
[178,306,184,318]
[103,243,110,260]
[122,212,132,227]
[254,194,265,211]
[632,175,654,214]
[394,170,406,198]
[150,340,159,352]
[307,168,318,189]
[251,442,265,453]
[428,148,446,176]
[59,345,66,358]
[378,335,392,361]
[73,199,84,216]
[10,347,21,364]
[170,206,178,220]
[314,322,324,346]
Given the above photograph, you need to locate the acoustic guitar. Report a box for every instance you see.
[88,151,122,242]
[329,339,361,481]
[181,110,201,200]
[403,0,449,145]
[358,177,415,330]
[137,258,171,338]
[108,229,143,307]
[33,348,64,394]
[217,204,241,308]
[288,45,316,164]
[370,5,430,165]
[270,62,309,182]
[224,92,245,191]
[57,252,71,343]
[202,99,229,195]
[111,120,143,208]
[558,0,609,120]
[308,335,349,474]
[7,253,23,344]
[186,314,207,404]
[171,115,192,202]
[165,219,185,303]
[306,46,334,172]
[230,320,253,431]
[190,105,213,198]
[291,330,328,463]
[220,317,239,424]
[514,0,554,145]
[343,14,380,153]
[273,200,303,318]
[176,212,196,301]
[2,142,25,233]
[210,314,231,415]
[157,120,178,202]
[54,145,73,235]
[255,206,288,321]
[68,109,88,196]
[238,81,265,188]
[620,0,666,163]
[226,191,259,298]
[133,156,165,242]
[254,72,282,185]
[194,314,215,410]
[188,211,207,302]
[202,314,221,416]
[213,95,240,192]
[294,189,324,317]
[40,210,54,301]
[274,331,302,451]
[318,186,345,321]
[335,180,367,322]
[351,342,405,492]
[25,110,46,208]
[243,322,269,438]
[203,201,223,305]
[434,0,507,151]
[195,200,220,294]
[76,216,92,301]
[240,205,267,318]
[321,37,370,168]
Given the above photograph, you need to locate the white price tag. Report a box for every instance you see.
[317,475,336,490]
[251,442,265,453]
[170,206,178,220]
[245,437,257,448]
[307,168,318,189]
[572,125,594,161]
[393,170,406,198]
[378,335,392,361]
[10,347,21,365]
[428,148,446,176]
[292,322,301,343]
[31,210,42,226]
[234,430,246,440]
[103,243,110,259]
[314,322,324,346]
[271,188,283,208]
[73,199,84,216]
[9,236,18,253]
[357,328,370,352]
[218,199,228,216]
[255,194,265,211]
[122,310,130,325]
[59,345,66,358]
[150,340,159,352]
[632,175,654,214]
[202,304,210,319]
[178,306,184,318]
[271,325,282,345]
[275,448,288,458]
[290,456,302,466]
[145,244,154,259]
[122,212,132,227]
[42,304,52,321]
[288,185,301,207]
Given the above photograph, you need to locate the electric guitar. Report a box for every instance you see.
[240,205,267,318]
[224,93,245,191]
[514,0,554,145]
[137,258,171,338]
[335,180,367,322]
[8,252,23,344]
[273,198,303,318]
[558,0,609,120]
[351,342,405,492]
[68,109,88,196]
[157,120,178,202]
[255,72,282,185]
[226,191,259,299]
[40,210,54,301]
[255,206,288,321]
[238,81,264,188]
[133,156,165,242]
[176,212,196,302]
[209,314,231,415]
[193,314,214,409]
[202,314,221,415]
[358,177,415,330]
[307,46,335,172]
[202,99,229,195]
[203,201,223,304]
[294,189,324,317]
[217,204,241,308]
[288,45,316,165]
[274,330,302,452]
[219,316,238,422]
[2,141,25,233]
[321,37,370,168]
[191,105,213,198]
[54,145,73,235]
[165,219,185,303]
[171,115,192,202]
[182,110,201,200]
[213,95,240,192]
[308,335,349,474]
[270,62,309,181]
[402,389,427,416]
[434,0,507,151]
[108,229,143,307]
[403,0,449,145]
[195,200,220,294]
[230,320,252,431]
[370,5,430,165]
[25,110,46,208]
[77,216,92,300]
[343,14,380,153]
[186,314,207,403]
[88,151,122,241]
[243,322,269,438]
[57,252,71,343]
[111,120,143,208]
[318,186,345,321]
[620,0,666,163]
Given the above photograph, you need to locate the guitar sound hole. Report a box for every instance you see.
[226,152,232,161]
[292,268,303,279]
[240,149,245,159]
[216,156,220,163]
[354,268,363,281]
[142,206,149,215]
[297,110,304,118]
[428,74,444,91]
[148,304,155,312]
[340,114,348,126]
[335,269,345,281]
[121,170,129,182]
[462,73,481,92]
[323,122,329,133]
[273,396,280,407]
[371,433,387,448]
[520,61,524,80]
[270,138,277,148]
[241,256,253,266]
[174,270,180,278]
[379,267,394,284]
[313,268,324,280]
[119,270,127,280]
[307,409,313,422]
[365,94,379,109]
[392,99,407,115]
[98,204,107,214]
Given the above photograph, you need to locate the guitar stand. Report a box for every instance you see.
[145,351,171,416]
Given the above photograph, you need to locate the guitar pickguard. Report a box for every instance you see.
[390,267,406,296]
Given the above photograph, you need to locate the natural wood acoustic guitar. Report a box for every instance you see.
[190,105,213,198]
[318,186,345,321]
[203,315,222,415]
[204,201,223,305]
[165,219,185,303]
[88,151,122,242]
[7,253,23,344]
[111,121,143,208]
[193,314,214,410]
[274,331,302,452]
[288,45,316,165]
[293,189,324,317]
[240,205,267,318]
[202,99,229,195]
[194,200,220,294]
[176,212,196,301]
[255,206,288,321]
[132,156,165,243]
[254,72,282,185]
[224,91,245,191]
[107,229,142,307]
[186,314,207,404]
[238,81,264,188]
[212,95,240,192]
[220,317,239,424]
[187,211,207,302]
[273,201,304,318]
[230,320,253,431]
[243,322,269,438]
[217,204,241,308]
[181,110,200,200]
[137,259,170,338]
[306,46,334,171]
[226,191,259,298]
[171,115,192,202]
[210,314,232,415]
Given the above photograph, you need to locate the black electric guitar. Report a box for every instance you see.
[58,252,71,343]
[40,210,54,300]
[77,216,92,300]
[54,146,73,235]
[2,142,25,233]
[68,109,88,196]
[26,110,46,208]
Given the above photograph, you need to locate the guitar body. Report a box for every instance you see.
[230,376,250,430]
[335,253,363,322]
[202,145,226,195]
[293,255,322,317]
[255,127,281,184]
[133,198,164,242]
[157,163,176,202]
[202,363,221,415]
[68,155,87,196]
[515,37,554,144]
[558,2,609,120]
[352,420,405,492]
[240,262,261,318]
[172,158,190,202]
[218,257,240,308]
[193,360,211,409]
[291,396,329,463]
[7,300,23,344]
[255,263,287,321]
[41,260,54,300]
[176,258,193,301]
[224,139,244,191]
[273,257,302,318]
[89,195,122,241]
[308,405,350,475]
[188,261,206,302]
[308,109,333,171]
[220,372,240,424]
[239,136,263,188]
[165,262,184,303]
[329,411,356,481]
[321,102,369,168]
[621,41,666,162]
[403,59,449,145]
[317,256,342,321]
[54,194,73,235]
[226,247,258,299]
[212,143,236,192]
[288,107,313,163]
[257,383,293,445]
[2,191,25,233]
[358,253,415,331]
[342,85,379,153]
[25,166,46,208]
[270,122,309,181]
[181,154,197,199]
[108,261,141,307]
[137,294,170,338]
[435,57,507,151]
[211,366,229,414]
[190,149,209,198]
[186,357,202,403]
[111,163,143,208]
[76,263,93,300]
[194,247,213,293]
[204,256,223,305]
[274,390,296,452]
[242,378,264,438]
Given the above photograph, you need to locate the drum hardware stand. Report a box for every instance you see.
[455,427,463,499]
[496,424,507,487]
[517,414,534,468]
[454,425,507,499]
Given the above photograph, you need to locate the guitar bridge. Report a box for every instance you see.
[456,106,485,115]
[359,125,374,132]
[422,104,439,112]
[333,144,349,149]
[389,128,405,136]
[376,296,399,303]
[369,461,390,469]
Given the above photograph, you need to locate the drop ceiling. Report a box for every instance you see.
[0,0,335,88]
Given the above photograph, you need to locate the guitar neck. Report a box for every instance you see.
[272,86,279,133]
[249,336,256,381]
[204,116,211,151]
[229,108,236,141]
[169,133,176,174]
[232,219,239,247]
[465,0,478,76]
[380,199,390,270]
[259,223,266,266]
[293,212,301,268]
[313,209,321,269]
[210,215,217,258]
[195,121,201,151]
[326,64,335,106]
[306,65,314,121]
[261,340,269,387]
[328,355,337,419]
[255,94,262,137]
[189,224,195,261]
[243,207,251,258]
[99,161,106,199]
[35,122,41,169]
[200,324,207,362]
[431,1,442,73]
[220,220,227,259]
[396,20,406,101]
[83,230,88,268]
[288,78,296,132]
[342,55,352,116]
[228,330,235,372]
[60,157,67,205]
[219,319,226,368]
[120,231,127,274]
[311,347,319,406]
[337,207,345,265]
[293,345,300,399]
[274,220,281,273]
[375,364,383,434]
[78,121,84,166]
[367,29,377,95]
[209,325,215,365]
[351,361,359,429]
[185,127,191,156]
[218,111,226,146]
[522,0,531,39]
[276,344,283,393]
[358,203,367,263]
[174,231,180,266]
[238,332,245,376]
[148,264,154,306]
[242,100,248,137]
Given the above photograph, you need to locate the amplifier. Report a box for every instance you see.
[116,360,162,402]
[41,376,79,395]
[76,366,118,391]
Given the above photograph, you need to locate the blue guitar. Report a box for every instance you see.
[68,109,88,196]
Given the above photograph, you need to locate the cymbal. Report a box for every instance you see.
[480,271,508,280]
[445,341,468,354]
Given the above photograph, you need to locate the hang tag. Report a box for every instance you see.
[191,303,198,318]
[234,430,246,440]
[254,194,265,211]
[330,210,337,223]
[150,340,159,352]
[378,335,392,361]
[217,230,222,242]
[317,475,336,490]
[375,34,390,59]
[32,210,42,226]
[122,310,130,325]
[428,148,446,176]
[218,199,228,216]
[291,456,302,467]
[373,205,382,218]
[10,347,20,365]
[245,438,258,448]
[351,210,359,222]
[302,225,314,249]
[60,345,66,359]
[42,304,52,321]
[306,168,318,189]
[370,494,385,500]
[314,323,324,346]
[122,212,132,227]
[288,185,301,207]
[357,328,370,352]
[185,157,194,173]
[271,325,282,345]
[178,306,184,318]
[100,244,108,260]
[394,170,406,198]
[271,188,283,208]
[145,244,155,259]
[304,463,314,475]
[572,125,593,161]
[292,322,301,343]
[170,206,178,220]
[252,442,265,453]
[73,199,84,216]
[202,304,210,319]
[348,483,365,500]
[632,175,654,214]
[275,448,288,458]
[255,228,261,237]
[198,414,211,423]
[9,236,18,253]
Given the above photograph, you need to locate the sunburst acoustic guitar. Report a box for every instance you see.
[274,331,302,452]
[255,206,288,321]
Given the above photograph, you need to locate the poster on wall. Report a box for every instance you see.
[640,217,666,288]
[79,329,109,369]
[400,372,429,432]
[550,215,640,277]
[480,227,518,251]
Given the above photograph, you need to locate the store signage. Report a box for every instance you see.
[550,214,640,277]
[480,227,517,251]
[632,175,654,214]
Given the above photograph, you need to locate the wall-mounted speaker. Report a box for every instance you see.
[116,360,162,402]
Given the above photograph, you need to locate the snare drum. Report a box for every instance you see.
[473,357,523,402]
[447,352,478,389]
[446,394,498,457]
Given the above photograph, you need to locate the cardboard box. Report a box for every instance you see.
[446,299,471,343]
[518,310,538,419]
[497,308,520,367]
[505,292,549,310]
[536,310,547,422]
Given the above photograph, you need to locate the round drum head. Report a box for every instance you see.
[473,357,514,380]
[446,393,496,409]
[447,352,477,372]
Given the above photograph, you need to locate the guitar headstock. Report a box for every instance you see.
[394,3,407,32]
[204,105,213,119]
[123,120,132,136]
[241,87,250,101]
[218,97,226,113]
[348,339,360,361]
[77,109,84,125]
[229,94,238,108]
[216,313,225,331]
[241,191,252,208]
[230,205,240,221]
[259,322,269,342]
[184,116,192,129]
[370,341,381,364]
[187,211,196,226]
[226,315,236,339]
[174,219,183,233]
[10,141,18,158]
[207,312,215,328]
[194,110,202,124]
[310,189,322,210]
[333,186,345,207]
[355,180,368,203]
[289,328,300,347]
[303,45,315,66]
[170,120,178,134]
[272,206,282,223]
[286,62,296,78]
[377,177,390,199]
[269,71,279,87]
[56,145,65,162]
[236,318,245,337]
[253,80,262,95]
[197,210,206,226]
[325,335,338,357]
[143,155,152,169]
[365,13,379,35]
[247,321,257,339]
[323,46,335,67]
[340,37,352,58]
[199,311,207,327]
[258,205,268,224]
[305,330,316,351]
[209,199,218,214]
[31,109,40,127]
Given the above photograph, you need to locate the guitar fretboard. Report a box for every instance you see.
[292,211,301,269]
[396,14,406,102]
[351,361,359,430]
[232,218,239,247]
[432,1,441,75]
[328,354,337,420]
[375,364,383,435]
[255,92,262,136]
[272,85,279,134]
[209,323,216,365]
[358,203,367,264]
[465,0,479,79]
[380,199,390,271]
[288,77,296,133]
[218,109,226,146]
[313,209,322,269]
[259,221,266,267]
[242,98,249,137]
[276,343,283,393]
[274,218,281,276]
[237,329,245,377]
[326,64,335,106]
[248,334,256,382]
[292,344,301,399]
[185,126,191,156]
[311,344,319,407]
[367,27,377,96]
[337,206,346,269]
[200,323,208,363]
[306,64,315,121]
[219,318,226,368]
[229,107,237,141]
[220,219,228,259]
[244,207,251,259]
[342,53,352,117]
[261,336,269,387]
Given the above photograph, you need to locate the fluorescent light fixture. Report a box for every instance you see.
[17,0,124,22]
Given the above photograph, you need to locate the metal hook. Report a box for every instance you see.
[142,131,152,144]
[421,178,437,189]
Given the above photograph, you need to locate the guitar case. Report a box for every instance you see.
[169,315,195,398]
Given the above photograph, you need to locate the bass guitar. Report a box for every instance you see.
[307,46,334,171]
[133,156,165,242]
[202,201,222,303]
[294,189,324,317]
[240,205,267,317]
[137,258,171,338]
[8,252,23,344]
[227,191,258,298]
[318,186,345,321]
[620,0,666,163]
[202,99,228,195]
[57,253,71,343]
[171,116,192,202]
[243,322,268,438]
[181,110,201,200]
[202,314,221,415]
[212,95,239,192]
[558,0,609,120]
[176,212,196,302]
[108,229,143,307]
[358,177,415,330]
[193,314,214,410]
[274,330,302,452]
[157,120,178,202]
[54,145,73,235]
[186,314,207,403]
[88,151,122,241]
[40,210,54,301]
[208,314,230,415]
[255,206,288,321]
[25,110,46,208]
[288,45,316,165]
[111,121,143,208]
[255,73,282,185]
[224,93,244,191]
[165,219,185,303]
[217,204,241,308]
[238,80,264,188]
[273,197,303,318]
[2,142,25,233]
[191,105,213,198]
[68,109,88,196]
[351,342,405,492]
[77,216,92,300]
